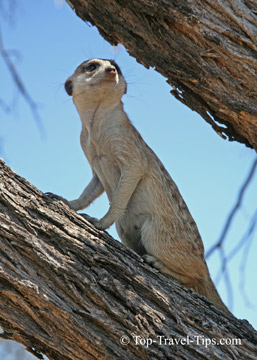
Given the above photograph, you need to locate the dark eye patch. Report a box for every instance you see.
[81,62,98,73]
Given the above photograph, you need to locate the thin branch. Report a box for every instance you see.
[206,157,257,259]
[215,207,257,282]
[239,211,257,309]
[215,246,234,310]
[215,207,257,309]
[208,158,257,310]
[0,0,18,25]
[226,208,257,264]
[0,27,46,138]
[0,98,11,113]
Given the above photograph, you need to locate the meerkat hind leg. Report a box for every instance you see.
[143,254,195,287]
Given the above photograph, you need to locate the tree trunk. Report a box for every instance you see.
[0,162,257,359]
[66,0,257,151]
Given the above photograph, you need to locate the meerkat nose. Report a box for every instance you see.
[106,66,116,75]
[65,79,73,96]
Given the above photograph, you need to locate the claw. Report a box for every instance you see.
[80,213,102,229]
[45,192,69,206]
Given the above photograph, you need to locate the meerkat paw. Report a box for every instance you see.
[143,254,177,278]
[80,213,105,230]
[45,192,70,206]
[142,254,163,271]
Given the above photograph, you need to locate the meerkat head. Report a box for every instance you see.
[64,59,127,109]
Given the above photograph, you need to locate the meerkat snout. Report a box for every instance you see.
[105,65,116,75]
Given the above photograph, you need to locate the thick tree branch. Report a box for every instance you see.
[0,160,257,359]
[66,0,257,151]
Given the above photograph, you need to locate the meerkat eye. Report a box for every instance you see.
[82,63,97,73]
[88,64,96,71]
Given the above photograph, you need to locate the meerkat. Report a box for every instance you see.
[63,58,230,314]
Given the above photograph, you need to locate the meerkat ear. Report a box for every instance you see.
[124,83,127,95]
[65,78,73,96]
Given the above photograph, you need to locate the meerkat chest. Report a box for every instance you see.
[80,128,120,199]
[80,129,110,165]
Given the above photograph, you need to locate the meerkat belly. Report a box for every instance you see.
[116,182,153,255]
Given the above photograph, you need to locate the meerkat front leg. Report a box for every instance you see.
[92,166,142,230]
[68,173,104,211]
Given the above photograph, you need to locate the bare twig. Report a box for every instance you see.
[207,157,257,309]
[215,245,234,309]
[226,207,257,264]
[215,207,257,308]
[0,0,18,25]
[239,210,257,309]
[0,99,11,113]
[0,27,45,138]
[206,157,257,259]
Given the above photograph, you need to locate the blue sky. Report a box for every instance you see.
[1,0,257,358]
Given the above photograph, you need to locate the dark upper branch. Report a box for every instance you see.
[66,0,257,151]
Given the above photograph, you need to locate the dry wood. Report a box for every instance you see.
[66,0,257,151]
[0,160,257,359]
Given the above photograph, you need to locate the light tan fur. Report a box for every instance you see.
[64,59,230,314]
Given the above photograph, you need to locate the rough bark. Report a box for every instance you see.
[66,0,257,151]
[0,162,257,359]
